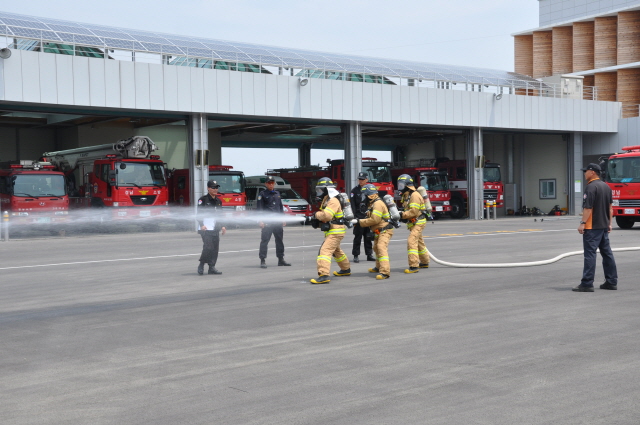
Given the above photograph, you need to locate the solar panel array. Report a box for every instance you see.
[0,10,540,87]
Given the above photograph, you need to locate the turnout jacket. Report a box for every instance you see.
[401,189,427,228]
[358,196,391,233]
[315,196,346,236]
[197,194,224,231]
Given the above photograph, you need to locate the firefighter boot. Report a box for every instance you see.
[419,263,429,268]
[260,259,267,269]
[311,275,331,284]
[278,257,291,266]
[376,274,390,280]
[368,267,379,273]
[197,262,205,275]
[404,267,420,274]
[333,268,351,277]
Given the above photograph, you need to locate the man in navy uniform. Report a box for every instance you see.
[257,176,291,269]
[196,180,226,275]
[350,172,375,263]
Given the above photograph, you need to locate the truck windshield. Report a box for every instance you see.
[363,165,391,183]
[116,162,166,186]
[210,173,245,193]
[278,188,303,199]
[12,174,66,197]
[420,173,448,191]
[483,167,501,183]
[606,158,640,183]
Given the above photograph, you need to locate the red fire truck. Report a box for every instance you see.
[0,160,69,226]
[41,136,169,220]
[390,164,451,217]
[268,158,394,204]
[600,145,640,229]
[167,165,247,213]
[435,158,504,219]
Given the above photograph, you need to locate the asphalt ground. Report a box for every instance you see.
[1,217,639,425]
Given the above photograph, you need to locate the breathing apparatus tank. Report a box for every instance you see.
[336,192,355,228]
[382,194,401,228]
[416,186,428,201]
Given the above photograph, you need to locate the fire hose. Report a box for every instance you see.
[429,246,640,268]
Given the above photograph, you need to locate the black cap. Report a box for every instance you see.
[265,176,276,182]
[357,172,368,180]
[207,180,220,189]
[581,163,601,173]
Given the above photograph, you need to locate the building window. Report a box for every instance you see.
[540,179,556,199]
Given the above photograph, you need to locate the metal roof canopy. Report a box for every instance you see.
[0,10,541,88]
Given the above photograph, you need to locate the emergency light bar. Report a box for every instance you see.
[621,145,640,152]
[150,155,160,160]
[8,162,55,170]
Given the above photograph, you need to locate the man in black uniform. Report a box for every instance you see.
[257,176,291,269]
[350,172,375,263]
[573,163,618,292]
[196,180,226,275]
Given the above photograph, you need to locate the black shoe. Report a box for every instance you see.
[311,275,331,284]
[260,259,267,269]
[208,267,222,275]
[333,268,351,276]
[419,263,430,268]
[366,255,376,262]
[572,285,594,292]
[353,256,359,263]
[197,263,205,275]
[600,282,618,290]
[278,258,291,266]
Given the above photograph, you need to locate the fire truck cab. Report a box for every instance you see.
[601,145,640,229]
[0,160,69,226]
[42,136,169,220]
[391,165,451,216]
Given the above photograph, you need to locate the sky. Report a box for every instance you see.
[0,0,541,176]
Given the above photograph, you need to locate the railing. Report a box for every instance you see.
[2,37,599,101]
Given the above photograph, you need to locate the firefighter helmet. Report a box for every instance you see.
[397,174,415,191]
[315,176,336,197]
[360,183,378,204]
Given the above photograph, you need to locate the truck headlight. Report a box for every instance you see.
[113,202,119,207]
[443,201,450,205]
[612,200,619,206]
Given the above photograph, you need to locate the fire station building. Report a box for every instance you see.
[0,6,626,219]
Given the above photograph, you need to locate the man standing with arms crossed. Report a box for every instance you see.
[257,176,291,269]
[350,172,375,263]
[573,163,619,292]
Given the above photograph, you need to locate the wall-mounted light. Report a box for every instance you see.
[0,48,12,59]
[299,77,309,86]
[494,93,503,101]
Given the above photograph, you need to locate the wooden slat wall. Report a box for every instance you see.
[552,26,573,75]
[573,21,595,72]
[618,69,640,117]
[514,35,534,77]
[594,17,617,68]
[617,11,640,65]
[533,31,552,78]
[594,72,617,102]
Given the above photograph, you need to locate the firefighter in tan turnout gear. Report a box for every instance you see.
[309,177,351,284]
[397,174,430,273]
[353,184,395,280]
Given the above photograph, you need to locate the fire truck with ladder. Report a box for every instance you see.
[390,159,452,217]
[41,136,169,220]
[167,165,247,214]
[0,160,69,226]
[599,145,640,229]
[267,158,394,204]
[435,157,504,219]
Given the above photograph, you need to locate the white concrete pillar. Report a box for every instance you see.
[189,113,208,209]
[467,128,484,220]
[568,132,583,216]
[343,122,362,192]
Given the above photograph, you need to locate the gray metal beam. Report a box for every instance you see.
[343,122,363,193]
[568,132,583,216]
[298,144,312,167]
